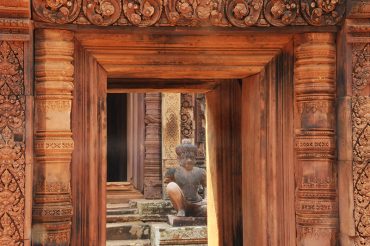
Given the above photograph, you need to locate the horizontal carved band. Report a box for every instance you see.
[32,0,345,26]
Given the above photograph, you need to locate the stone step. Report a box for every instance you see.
[107,213,169,223]
[107,222,150,241]
[129,199,176,216]
[107,208,138,216]
[150,223,207,246]
[106,239,151,246]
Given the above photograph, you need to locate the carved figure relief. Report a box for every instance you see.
[32,0,82,23]
[352,43,370,246]
[165,0,226,26]
[124,0,162,26]
[32,0,345,26]
[83,0,122,26]
[300,0,345,25]
[226,0,263,27]
[0,41,25,245]
[264,0,298,26]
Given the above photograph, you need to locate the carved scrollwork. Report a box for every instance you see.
[300,0,345,26]
[353,43,370,95]
[0,41,25,245]
[32,0,82,24]
[226,0,263,27]
[165,0,226,26]
[83,0,122,26]
[264,0,298,26]
[123,0,162,26]
[352,96,370,239]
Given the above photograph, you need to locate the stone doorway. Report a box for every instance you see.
[32,28,337,246]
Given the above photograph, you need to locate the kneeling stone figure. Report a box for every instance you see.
[165,139,207,217]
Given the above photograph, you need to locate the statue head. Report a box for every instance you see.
[176,139,197,171]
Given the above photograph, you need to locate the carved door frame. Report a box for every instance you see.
[32,27,338,246]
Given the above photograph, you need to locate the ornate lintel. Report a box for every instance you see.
[32,0,345,26]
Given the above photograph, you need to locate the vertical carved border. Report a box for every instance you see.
[143,93,162,198]
[194,94,206,169]
[294,33,338,245]
[161,93,181,198]
[0,40,27,246]
[180,93,194,141]
[33,29,74,245]
[352,42,370,246]
[0,1,32,245]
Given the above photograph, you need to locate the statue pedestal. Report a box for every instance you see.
[167,215,207,227]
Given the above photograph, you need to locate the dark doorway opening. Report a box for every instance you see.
[107,93,128,182]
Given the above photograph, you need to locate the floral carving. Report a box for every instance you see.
[165,0,226,26]
[0,41,25,245]
[352,96,370,239]
[353,43,370,95]
[352,42,370,245]
[264,0,298,26]
[300,0,345,26]
[83,0,121,26]
[226,0,263,27]
[180,94,194,139]
[123,0,162,26]
[32,0,345,26]
[32,0,82,24]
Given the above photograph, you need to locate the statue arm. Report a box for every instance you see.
[164,168,176,183]
[201,169,207,200]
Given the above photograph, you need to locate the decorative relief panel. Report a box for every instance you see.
[162,93,181,198]
[180,93,194,140]
[32,0,345,26]
[294,33,338,246]
[143,93,162,199]
[352,43,370,246]
[194,94,206,169]
[0,41,26,246]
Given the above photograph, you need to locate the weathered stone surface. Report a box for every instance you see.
[106,239,151,246]
[150,223,207,246]
[107,222,150,241]
[168,215,207,227]
[131,200,176,216]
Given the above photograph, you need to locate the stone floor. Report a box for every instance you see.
[106,200,208,246]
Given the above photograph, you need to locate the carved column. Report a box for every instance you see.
[0,2,32,245]
[161,93,181,198]
[33,29,74,245]
[144,93,162,198]
[294,33,338,245]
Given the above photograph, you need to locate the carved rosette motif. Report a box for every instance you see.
[294,33,338,245]
[0,41,25,246]
[124,0,162,26]
[33,29,74,245]
[32,0,345,26]
[263,0,298,26]
[143,93,162,198]
[226,0,263,27]
[352,43,370,246]
[300,0,345,26]
[32,0,82,24]
[83,0,122,26]
[165,0,227,26]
